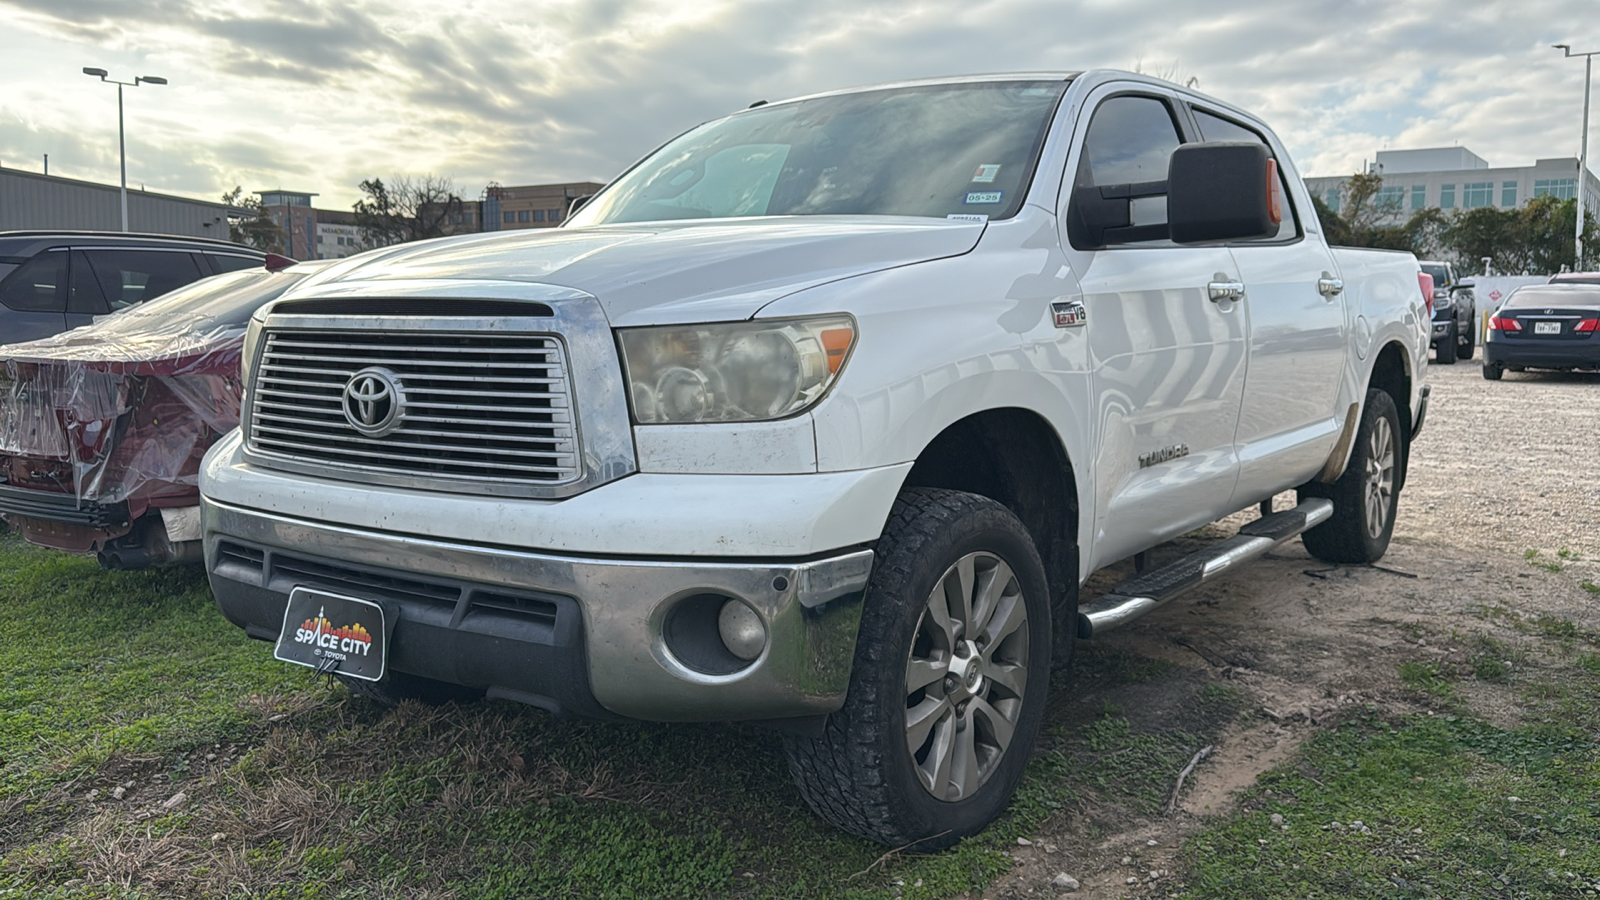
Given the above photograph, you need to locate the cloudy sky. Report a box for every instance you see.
[0,0,1595,211]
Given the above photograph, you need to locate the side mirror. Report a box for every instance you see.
[1166,142,1279,244]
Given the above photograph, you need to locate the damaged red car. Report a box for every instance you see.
[0,261,329,567]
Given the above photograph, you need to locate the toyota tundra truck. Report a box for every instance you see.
[199,71,1430,848]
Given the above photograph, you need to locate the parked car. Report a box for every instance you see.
[1418,260,1476,363]
[200,71,1428,848]
[0,261,329,567]
[1548,271,1600,285]
[1482,283,1600,379]
[0,231,287,346]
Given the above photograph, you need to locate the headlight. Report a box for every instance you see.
[618,316,856,424]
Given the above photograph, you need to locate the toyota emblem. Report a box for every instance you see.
[343,367,404,436]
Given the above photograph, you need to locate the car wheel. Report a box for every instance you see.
[1458,318,1475,360]
[337,671,484,706]
[783,488,1052,849]
[1436,325,1458,364]
[1299,389,1402,564]
[1482,362,1504,380]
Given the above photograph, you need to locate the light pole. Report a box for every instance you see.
[1554,45,1596,269]
[82,67,167,233]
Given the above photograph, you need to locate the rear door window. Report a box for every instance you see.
[81,249,203,310]
[0,250,68,312]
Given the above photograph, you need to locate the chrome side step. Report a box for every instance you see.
[1076,498,1334,639]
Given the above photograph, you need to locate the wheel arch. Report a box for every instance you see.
[898,407,1081,657]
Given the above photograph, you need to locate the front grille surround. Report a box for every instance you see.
[237,294,637,500]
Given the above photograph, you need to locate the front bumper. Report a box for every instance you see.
[203,497,875,723]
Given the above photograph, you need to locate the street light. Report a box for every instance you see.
[1554,44,1596,269]
[82,67,168,232]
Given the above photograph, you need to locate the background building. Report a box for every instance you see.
[315,208,366,258]
[484,182,605,231]
[258,190,321,260]
[1305,148,1600,222]
[1,166,242,236]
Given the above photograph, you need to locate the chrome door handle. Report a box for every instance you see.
[1318,276,1344,297]
[1208,281,1245,302]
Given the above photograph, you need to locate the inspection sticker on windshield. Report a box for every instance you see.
[964,191,1003,205]
[971,164,1002,183]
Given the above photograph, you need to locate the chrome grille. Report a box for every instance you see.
[246,330,579,490]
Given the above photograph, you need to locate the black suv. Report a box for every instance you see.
[0,232,273,345]
[1419,259,1476,364]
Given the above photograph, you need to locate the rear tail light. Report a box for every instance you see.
[1576,318,1600,333]
[1417,273,1434,316]
[1488,316,1522,331]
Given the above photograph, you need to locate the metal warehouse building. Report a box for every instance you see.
[0,167,241,238]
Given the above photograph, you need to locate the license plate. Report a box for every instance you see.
[1534,321,1562,335]
[274,587,388,681]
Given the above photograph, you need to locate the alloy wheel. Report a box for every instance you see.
[903,552,1030,801]
[1364,416,1395,539]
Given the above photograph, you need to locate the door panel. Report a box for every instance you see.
[1082,247,1247,567]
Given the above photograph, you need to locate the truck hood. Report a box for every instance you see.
[289,216,985,326]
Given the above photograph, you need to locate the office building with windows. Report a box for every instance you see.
[1304,148,1600,222]
[483,182,605,231]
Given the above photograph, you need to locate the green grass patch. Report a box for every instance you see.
[1176,711,1600,899]
[1397,660,1455,699]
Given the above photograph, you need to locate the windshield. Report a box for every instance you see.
[568,80,1069,226]
[1506,287,1600,308]
[1419,264,1450,287]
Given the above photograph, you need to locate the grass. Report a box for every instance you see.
[1173,601,1600,899]
[0,533,1243,899]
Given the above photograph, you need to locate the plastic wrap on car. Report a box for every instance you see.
[0,316,246,506]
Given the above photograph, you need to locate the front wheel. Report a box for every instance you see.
[1299,389,1402,563]
[783,488,1053,849]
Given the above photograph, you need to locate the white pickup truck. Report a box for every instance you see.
[200,70,1430,847]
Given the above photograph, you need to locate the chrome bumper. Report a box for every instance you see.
[202,498,874,722]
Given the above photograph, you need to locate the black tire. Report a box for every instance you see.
[1458,316,1475,360]
[783,488,1053,849]
[1436,325,1458,364]
[1298,389,1402,564]
[337,671,484,706]
[1482,362,1504,381]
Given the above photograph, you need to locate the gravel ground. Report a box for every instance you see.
[976,356,1600,899]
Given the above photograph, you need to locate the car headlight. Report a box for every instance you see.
[618,316,856,424]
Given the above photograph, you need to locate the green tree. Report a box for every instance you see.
[221,186,284,253]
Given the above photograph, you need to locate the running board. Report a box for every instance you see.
[1076,498,1334,639]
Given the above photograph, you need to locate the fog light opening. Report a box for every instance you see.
[718,600,766,661]
[662,593,764,676]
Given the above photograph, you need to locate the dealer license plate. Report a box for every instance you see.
[274,587,388,681]
[1534,321,1562,335]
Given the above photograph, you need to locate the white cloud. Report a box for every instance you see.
[0,0,1594,210]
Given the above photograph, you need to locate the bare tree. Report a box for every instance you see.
[352,175,465,248]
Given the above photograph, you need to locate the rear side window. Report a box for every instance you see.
[80,249,203,311]
[0,251,67,312]
[1192,108,1299,240]
[208,253,263,274]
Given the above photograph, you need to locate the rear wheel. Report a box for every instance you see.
[1436,325,1458,364]
[1482,362,1504,380]
[783,488,1053,849]
[1458,317,1475,360]
[1299,389,1402,564]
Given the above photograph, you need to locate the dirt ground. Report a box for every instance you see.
[975,361,1600,899]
